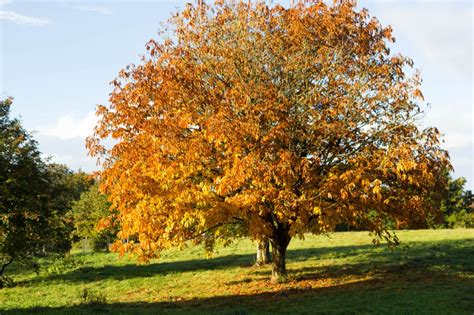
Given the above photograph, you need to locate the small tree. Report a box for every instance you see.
[72,184,117,251]
[88,1,449,281]
[44,163,94,253]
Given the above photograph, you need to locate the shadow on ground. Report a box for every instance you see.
[16,238,474,284]
[18,243,384,285]
[4,275,474,314]
[5,238,473,314]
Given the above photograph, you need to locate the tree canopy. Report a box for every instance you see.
[88,0,450,281]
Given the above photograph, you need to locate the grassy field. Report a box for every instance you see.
[1,229,473,314]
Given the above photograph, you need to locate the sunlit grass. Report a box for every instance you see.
[1,229,473,314]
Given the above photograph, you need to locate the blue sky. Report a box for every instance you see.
[1,0,472,189]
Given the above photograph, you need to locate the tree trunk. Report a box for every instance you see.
[270,225,291,282]
[0,259,13,277]
[270,241,288,282]
[255,239,271,266]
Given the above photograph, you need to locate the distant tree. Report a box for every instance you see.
[442,174,473,228]
[46,164,93,213]
[462,190,473,212]
[72,184,118,251]
[43,164,94,253]
[88,1,450,281]
[0,98,82,286]
[442,175,467,216]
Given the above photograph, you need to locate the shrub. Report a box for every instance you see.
[446,210,474,228]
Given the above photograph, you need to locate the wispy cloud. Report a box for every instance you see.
[0,10,51,26]
[1,0,51,26]
[0,0,12,7]
[37,112,100,171]
[73,5,112,15]
[37,135,98,172]
[39,111,98,140]
[362,1,472,78]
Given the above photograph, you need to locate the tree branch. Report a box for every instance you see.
[0,259,13,277]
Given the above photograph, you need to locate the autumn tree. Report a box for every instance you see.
[88,0,450,281]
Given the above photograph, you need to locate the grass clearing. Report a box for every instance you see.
[1,229,473,314]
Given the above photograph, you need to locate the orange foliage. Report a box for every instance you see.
[87,0,450,279]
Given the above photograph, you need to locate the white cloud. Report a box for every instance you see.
[443,133,472,150]
[359,1,473,188]
[39,111,98,140]
[362,1,472,78]
[0,10,51,26]
[0,0,12,7]
[73,5,112,15]
[37,135,98,172]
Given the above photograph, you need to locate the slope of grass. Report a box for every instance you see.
[1,229,473,314]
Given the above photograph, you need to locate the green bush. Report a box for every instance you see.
[446,210,474,228]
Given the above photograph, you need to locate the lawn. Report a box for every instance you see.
[1,229,473,314]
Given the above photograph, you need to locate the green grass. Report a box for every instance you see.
[1,229,473,314]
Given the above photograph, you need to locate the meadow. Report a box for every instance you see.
[1,229,473,314]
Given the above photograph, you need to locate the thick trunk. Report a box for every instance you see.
[255,239,271,266]
[270,241,288,282]
[270,225,291,282]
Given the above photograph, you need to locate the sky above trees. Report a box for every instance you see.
[1,0,472,188]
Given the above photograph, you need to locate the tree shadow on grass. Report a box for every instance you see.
[288,237,474,279]
[237,238,474,287]
[4,238,473,314]
[4,275,474,315]
[19,243,379,285]
[17,252,256,285]
[17,238,473,286]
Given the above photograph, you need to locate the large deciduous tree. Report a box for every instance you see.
[88,0,450,281]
